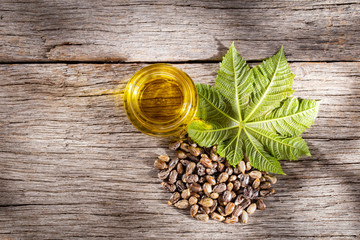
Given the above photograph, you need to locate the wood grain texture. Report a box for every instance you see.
[0,0,359,62]
[0,63,359,239]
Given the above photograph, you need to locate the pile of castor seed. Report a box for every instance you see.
[154,134,277,224]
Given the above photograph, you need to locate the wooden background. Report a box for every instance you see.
[0,0,359,239]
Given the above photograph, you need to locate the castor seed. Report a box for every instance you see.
[168,170,178,184]
[199,206,211,215]
[257,198,266,210]
[174,200,189,209]
[190,183,202,192]
[176,150,187,159]
[199,197,214,207]
[161,182,176,192]
[225,202,235,216]
[189,146,201,157]
[252,178,260,189]
[225,167,233,176]
[176,163,184,175]
[232,205,243,217]
[246,203,257,215]
[239,161,246,174]
[222,190,232,203]
[249,170,262,179]
[203,182,212,196]
[186,162,196,176]
[158,155,170,162]
[169,192,180,204]
[240,210,249,224]
[205,175,216,185]
[226,182,234,191]
[188,196,198,205]
[180,143,190,152]
[260,182,272,189]
[168,158,179,170]
[217,162,225,172]
[265,174,277,184]
[233,180,241,191]
[246,161,252,171]
[176,180,186,192]
[228,175,237,182]
[154,159,168,170]
[213,183,226,193]
[218,172,229,183]
[158,170,170,180]
[206,168,217,175]
[195,214,209,222]
[210,192,219,199]
[217,206,226,216]
[200,157,213,168]
[224,216,238,224]
[260,188,275,197]
[211,212,225,222]
[169,140,181,150]
[190,204,199,217]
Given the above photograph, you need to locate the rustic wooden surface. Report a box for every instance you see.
[0,1,359,240]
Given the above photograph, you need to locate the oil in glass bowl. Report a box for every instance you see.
[123,64,198,137]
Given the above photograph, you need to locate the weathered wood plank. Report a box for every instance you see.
[0,63,359,239]
[0,0,359,62]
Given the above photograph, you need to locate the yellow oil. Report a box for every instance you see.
[123,64,198,137]
[138,77,184,123]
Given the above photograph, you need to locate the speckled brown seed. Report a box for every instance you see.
[200,157,213,168]
[260,182,272,189]
[188,196,198,205]
[247,203,257,214]
[218,172,229,183]
[169,140,181,150]
[195,214,209,222]
[210,192,219,199]
[225,202,235,216]
[232,205,243,217]
[161,182,176,192]
[158,170,170,180]
[224,216,238,224]
[168,170,178,184]
[180,142,190,152]
[265,174,277,184]
[222,190,232,203]
[158,155,170,162]
[154,159,168,170]
[189,146,201,157]
[252,178,260,189]
[211,212,225,222]
[175,200,189,209]
[249,170,262,179]
[190,183,202,192]
[257,198,266,210]
[176,150,187,159]
[240,210,249,224]
[190,204,199,217]
[213,183,226,193]
[186,174,199,183]
[239,161,246,174]
[185,162,196,176]
[169,192,180,204]
[181,189,191,199]
[199,197,214,208]
[168,158,179,170]
[205,175,216,185]
[226,182,234,191]
[176,163,184,175]
[203,182,212,196]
